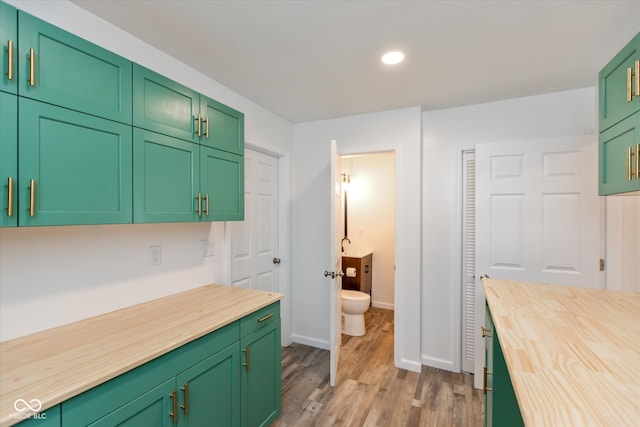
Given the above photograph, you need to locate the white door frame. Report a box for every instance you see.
[225,141,292,346]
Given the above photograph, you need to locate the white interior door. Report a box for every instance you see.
[473,135,601,387]
[230,148,279,291]
[328,139,343,387]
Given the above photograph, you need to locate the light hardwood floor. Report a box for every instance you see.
[273,307,484,427]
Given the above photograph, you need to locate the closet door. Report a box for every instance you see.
[461,150,475,373]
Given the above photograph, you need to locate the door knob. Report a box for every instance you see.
[273,257,281,264]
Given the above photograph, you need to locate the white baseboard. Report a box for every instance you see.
[371,301,394,310]
[421,355,455,372]
[396,357,422,373]
[290,334,329,350]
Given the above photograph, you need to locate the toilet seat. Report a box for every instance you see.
[341,290,369,301]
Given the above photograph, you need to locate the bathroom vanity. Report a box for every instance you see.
[341,252,372,295]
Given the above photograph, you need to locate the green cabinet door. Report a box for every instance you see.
[599,111,640,195]
[200,147,244,221]
[134,129,200,223]
[88,379,175,427]
[19,98,133,226]
[0,91,17,227]
[240,316,281,427]
[200,95,244,155]
[176,344,241,427]
[133,64,200,142]
[485,305,523,427]
[18,12,132,124]
[599,33,640,132]
[1,1,17,94]
[15,405,60,427]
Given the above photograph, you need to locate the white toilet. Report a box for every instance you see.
[341,290,371,336]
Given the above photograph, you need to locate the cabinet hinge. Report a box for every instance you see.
[600,259,605,272]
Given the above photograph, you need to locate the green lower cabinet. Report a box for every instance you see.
[18,98,132,226]
[201,147,244,221]
[240,305,281,427]
[134,129,200,223]
[484,305,523,427]
[176,344,240,426]
[15,405,60,427]
[599,111,640,195]
[0,91,17,227]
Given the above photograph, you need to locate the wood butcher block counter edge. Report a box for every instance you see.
[0,284,283,427]
[482,278,640,427]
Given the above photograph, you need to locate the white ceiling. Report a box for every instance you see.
[71,0,639,124]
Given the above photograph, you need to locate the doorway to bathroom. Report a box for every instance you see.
[339,151,396,313]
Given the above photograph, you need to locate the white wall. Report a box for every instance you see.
[292,107,422,372]
[341,153,395,309]
[1,0,292,341]
[421,87,600,372]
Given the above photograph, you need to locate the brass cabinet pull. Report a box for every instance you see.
[243,347,250,370]
[636,144,640,179]
[204,116,209,138]
[195,193,202,216]
[180,383,189,415]
[628,67,633,102]
[204,193,209,216]
[483,366,493,394]
[636,61,640,97]
[481,326,492,338]
[194,114,201,137]
[627,146,633,181]
[7,40,13,81]
[169,391,178,424]
[258,313,274,323]
[28,178,35,217]
[29,48,35,87]
[6,177,13,217]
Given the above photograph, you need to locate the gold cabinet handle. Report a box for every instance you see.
[627,146,633,182]
[636,60,639,97]
[7,40,13,81]
[180,383,189,415]
[29,48,35,87]
[635,144,639,180]
[481,326,492,337]
[29,178,35,217]
[204,193,209,216]
[483,366,493,394]
[6,177,13,217]
[258,313,274,323]
[243,347,250,370]
[194,113,201,137]
[628,67,633,102]
[204,116,209,138]
[169,391,178,424]
[195,193,202,216]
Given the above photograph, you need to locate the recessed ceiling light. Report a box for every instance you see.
[381,51,405,65]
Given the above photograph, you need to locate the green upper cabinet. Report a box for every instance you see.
[18,11,132,124]
[0,92,17,227]
[200,95,244,155]
[599,33,640,132]
[133,64,200,142]
[1,1,18,94]
[133,129,200,223]
[201,146,244,221]
[19,98,132,226]
[599,111,640,195]
[599,32,640,195]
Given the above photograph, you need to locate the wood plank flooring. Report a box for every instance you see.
[273,307,484,427]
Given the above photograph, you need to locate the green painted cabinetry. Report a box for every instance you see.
[484,304,523,427]
[240,304,281,427]
[200,96,244,156]
[1,1,17,94]
[18,11,132,124]
[19,98,132,226]
[201,147,244,221]
[599,32,640,195]
[0,91,17,227]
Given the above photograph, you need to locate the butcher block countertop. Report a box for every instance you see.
[483,279,640,427]
[0,284,282,427]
